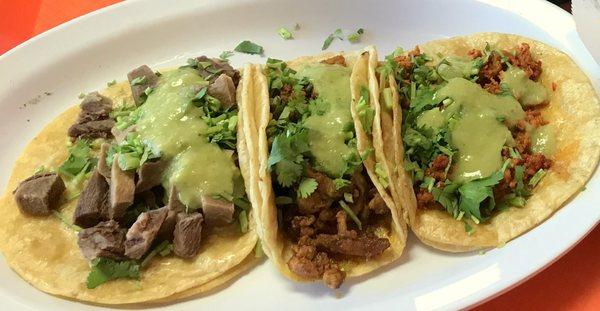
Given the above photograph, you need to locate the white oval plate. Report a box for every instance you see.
[0,0,598,310]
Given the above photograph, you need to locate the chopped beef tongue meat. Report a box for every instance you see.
[73,170,110,228]
[286,170,391,288]
[173,212,204,258]
[68,92,114,139]
[97,143,112,179]
[13,172,65,216]
[207,74,236,109]
[135,159,167,193]
[124,207,168,259]
[109,159,135,220]
[77,220,126,260]
[78,91,113,122]
[68,119,115,140]
[157,208,178,241]
[201,195,234,225]
[194,56,240,86]
[127,65,159,105]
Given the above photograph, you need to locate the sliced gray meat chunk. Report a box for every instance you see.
[194,56,240,86]
[68,119,115,139]
[13,172,65,216]
[78,91,113,123]
[173,212,204,258]
[157,208,178,241]
[127,65,158,105]
[167,186,186,212]
[207,74,236,109]
[124,207,168,259]
[135,159,167,193]
[77,220,126,260]
[73,170,110,228]
[97,143,111,179]
[200,196,234,225]
[109,159,135,220]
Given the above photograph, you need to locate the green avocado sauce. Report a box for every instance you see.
[502,67,549,106]
[136,68,240,209]
[421,78,525,183]
[296,63,353,178]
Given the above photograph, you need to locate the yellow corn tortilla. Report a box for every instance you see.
[385,33,600,252]
[245,48,407,284]
[0,78,258,304]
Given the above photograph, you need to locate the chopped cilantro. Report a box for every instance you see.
[529,169,546,187]
[107,79,117,87]
[53,211,81,232]
[344,192,354,203]
[106,135,161,171]
[234,40,264,55]
[464,222,475,236]
[130,76,147,86]
[374,162,389,188]
[278,27,293,40]
[322,28,344,50]
[255,240,264,258]
[219,50,234,61]
[347,28,364,43]
[239,210,249,233]
[333,178,351,190]
[59,139,95,177]
[339,200,362,230]
[78,92,86,99]
[356,86,374,134]
[297,178,318,198]
[86,257,140,289]
[140,240,172,268]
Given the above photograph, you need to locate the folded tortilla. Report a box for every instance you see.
[244,48,407,283]
[382,33,600,252]
[0,72,258,304]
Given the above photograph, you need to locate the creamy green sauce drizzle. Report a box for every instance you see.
[421,78,525,183]
[136,68,240,209]
[502,67,549,106]
[296,63,353,178]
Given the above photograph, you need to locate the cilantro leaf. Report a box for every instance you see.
[356,86,374,134]
[333,178,351,190]
[234,40,264,55]
[529,169,546,187]
[347,28,364,43]
[297,178,318,198]
[130,76,147,86]
[278,27,293,40]
[457,160,510,221]
[59,139,96,177]
[219,50,234,61]
[86,258,140,289]
[322,28,344,50]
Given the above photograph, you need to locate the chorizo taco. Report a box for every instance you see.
[243,48,406,289]
[378,33,600,251]
[0,56,259,303]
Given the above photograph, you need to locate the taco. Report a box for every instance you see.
[0,56,259,303]
[378,33,600,251]
[243,48,406,289]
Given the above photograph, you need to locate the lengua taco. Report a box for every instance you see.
[379,33,600,252]
[0,56,259,303]
[244,48,406,289]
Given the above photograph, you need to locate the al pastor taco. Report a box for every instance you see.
[243,48,407,289]
[379,33,600,251]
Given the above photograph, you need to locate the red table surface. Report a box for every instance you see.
[0,0,598,310]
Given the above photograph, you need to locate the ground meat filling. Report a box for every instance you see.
[504,43,542,81]
[477,51,505,94]
[415,43,552,210]
[285,170,391,289]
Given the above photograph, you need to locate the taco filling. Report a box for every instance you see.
[381,43,553,231]
[11,56,252,288]
[264,56,391,289]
